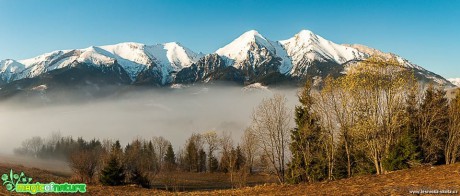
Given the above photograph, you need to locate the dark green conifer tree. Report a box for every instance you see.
[100,154,125,186]
[209,155,219,172]
[100,141,125,186]
[164,144,176,171]
[198,149,207,172]
[235,145,246,171]
[288,80,327,183]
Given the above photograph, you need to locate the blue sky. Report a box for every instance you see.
[0,0,459,78]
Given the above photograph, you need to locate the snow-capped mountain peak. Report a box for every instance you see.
[280,30,367,66]
[215,30,292,74]
[158,42,203,69]
[240,30,264,39]
[295,29,318,41]
[233,30,267,43]
[216,30,274,60]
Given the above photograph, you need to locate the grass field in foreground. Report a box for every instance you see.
[1,162,460,195]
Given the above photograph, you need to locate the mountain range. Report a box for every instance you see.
[0,30,454,97]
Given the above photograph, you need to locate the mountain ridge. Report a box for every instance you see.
[0,30,454,96]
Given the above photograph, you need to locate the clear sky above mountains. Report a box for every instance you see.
[0,0,458,78]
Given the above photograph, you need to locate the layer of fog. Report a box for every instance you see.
[0,84,299,155]
[0,153,71,174]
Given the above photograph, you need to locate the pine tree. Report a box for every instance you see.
[235,145,246,171]
[130,168,150,188]
[185,137,198,172]
[100,154,125,186]
[383,132,420,171]
[198,149,207,172]
[288,80,327,183]
[209,155,219,172]
[164,144,176,171]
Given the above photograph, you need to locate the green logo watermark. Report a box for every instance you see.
[2,169,86,194]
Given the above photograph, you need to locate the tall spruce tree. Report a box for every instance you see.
[100,155,125,186]
[209,155,219,172]
[100,141,125,186]
[198,149,207,172]
[164,144,176,171]
[288,80,327,183]
[234,145,246,171]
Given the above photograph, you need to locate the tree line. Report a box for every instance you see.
[287,57,460,183]
[14,131,260,188]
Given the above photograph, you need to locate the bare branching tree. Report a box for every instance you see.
[241,127,259,174]
[152,136,171,169]
[345,57,414,174]
[202,131,220,172]
[69,149,101,183]
[219,131,237,186]
[251,94,291,183]
[22,136,44,157]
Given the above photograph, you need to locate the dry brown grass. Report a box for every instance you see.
[2,163,460,195]
[203,164,460,196]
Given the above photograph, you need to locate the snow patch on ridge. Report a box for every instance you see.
[0,59,26,82]
[448,78,460,87]
[242,83,270,92]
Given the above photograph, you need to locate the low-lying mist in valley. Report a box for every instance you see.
[0,84,299,156]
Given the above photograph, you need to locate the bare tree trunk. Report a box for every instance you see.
[344,138,352,178]
[373,155,380,175]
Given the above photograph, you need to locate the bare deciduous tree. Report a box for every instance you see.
[251,94,291,183]
[419,85,449,164]
[345,57,414,174]
[220,131,236,184]
[152,136,171,168]
[184,133,204,172]
[240,127,259,174]
[202,131,220,172]
[69,149,101,183]
[20,136,44,157]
